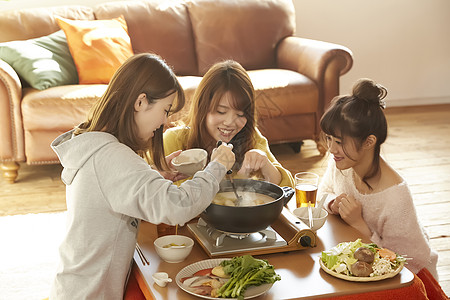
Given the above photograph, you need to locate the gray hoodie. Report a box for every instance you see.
[49,130,226,299]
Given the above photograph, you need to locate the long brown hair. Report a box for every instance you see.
[74,53,185,170]
[183,60,256,170]
[320,78,388,189]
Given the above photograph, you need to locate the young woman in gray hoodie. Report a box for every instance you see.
[50,53,235,299]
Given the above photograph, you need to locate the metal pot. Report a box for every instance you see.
[200,179,295,233]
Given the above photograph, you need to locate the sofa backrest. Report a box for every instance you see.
[94,0,198,76]
[0,0,296,75]
[0,6,94,43]
[94,0,296,76]
[187,0,296,75]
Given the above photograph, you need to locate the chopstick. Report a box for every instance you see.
[135,243,149,266]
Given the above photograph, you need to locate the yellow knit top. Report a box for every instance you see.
[163,126,294,187]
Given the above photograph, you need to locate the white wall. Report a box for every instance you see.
[2,0,450,107]
[293,0,450,107]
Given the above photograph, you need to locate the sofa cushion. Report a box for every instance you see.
[249,69,318,144]
[94,0,197,76]
[56,15,134,84]
[21,85,107,132]
[0,30,78,90]
[188,0,296,74]
[249,69,318,118]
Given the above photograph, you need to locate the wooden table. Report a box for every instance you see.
[133,204,417,299]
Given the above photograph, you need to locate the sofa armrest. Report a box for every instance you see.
[0,59,25,162]
[276,36,353,115]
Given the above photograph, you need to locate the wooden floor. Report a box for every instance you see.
[1,104,449,296]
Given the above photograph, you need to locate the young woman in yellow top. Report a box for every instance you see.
[163,60,294,187]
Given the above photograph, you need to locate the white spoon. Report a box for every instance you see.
[307,201,314,229]
[314,193,328,218]
[162,243,186,249]
[169,245,186,249]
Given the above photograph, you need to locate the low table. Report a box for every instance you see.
[133,210,419,299]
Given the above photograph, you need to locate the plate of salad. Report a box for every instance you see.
[320,239,406,282]
[175,255,280,299]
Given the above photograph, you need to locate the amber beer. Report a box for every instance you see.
[294,172,319,208]
[295,184,318,207]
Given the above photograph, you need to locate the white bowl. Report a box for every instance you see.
[293,207,328,231]
[171,148,208,176]
[153,235,194,263]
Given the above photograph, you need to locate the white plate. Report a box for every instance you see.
[319,258,404,282]
[175,258,273,299]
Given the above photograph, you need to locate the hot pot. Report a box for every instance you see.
[200,179,294,233]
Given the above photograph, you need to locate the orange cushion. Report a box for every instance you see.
[56,16,134,84]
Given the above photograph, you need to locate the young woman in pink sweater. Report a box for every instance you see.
[317,78,447,299]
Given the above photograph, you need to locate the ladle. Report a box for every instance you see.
[227,170,243,206]
[216,140,242,206]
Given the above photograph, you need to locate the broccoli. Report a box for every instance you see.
[216,255,281,299]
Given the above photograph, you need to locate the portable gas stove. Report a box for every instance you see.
[187,207,316,257]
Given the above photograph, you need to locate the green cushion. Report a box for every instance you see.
[0,30,78,90]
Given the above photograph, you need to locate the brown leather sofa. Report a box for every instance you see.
[0,0,353,183]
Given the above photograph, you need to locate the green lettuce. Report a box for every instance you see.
[321,239,366,273]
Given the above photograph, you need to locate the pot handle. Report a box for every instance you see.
[281,186,295,206]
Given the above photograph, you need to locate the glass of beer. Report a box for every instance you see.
[295,172,319,207]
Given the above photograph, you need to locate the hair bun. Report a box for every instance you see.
[352,78,387,108]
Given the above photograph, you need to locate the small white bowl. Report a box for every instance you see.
[293,207,328,231]
[153,235,194,263]
[171,148,208,176]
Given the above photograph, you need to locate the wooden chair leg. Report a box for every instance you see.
[1,162,20,183]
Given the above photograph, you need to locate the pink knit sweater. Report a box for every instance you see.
[318,158,439,280]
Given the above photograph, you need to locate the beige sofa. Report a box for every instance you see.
[0,0,353,183]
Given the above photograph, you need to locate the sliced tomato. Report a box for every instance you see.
[193,267,213,277]
[377,248,397,261]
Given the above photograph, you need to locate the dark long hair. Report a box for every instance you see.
[75,53,185,170]
[320,78,388,189]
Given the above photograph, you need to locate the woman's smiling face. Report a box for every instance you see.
[326,134,362,170]
[205,91,247,143]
